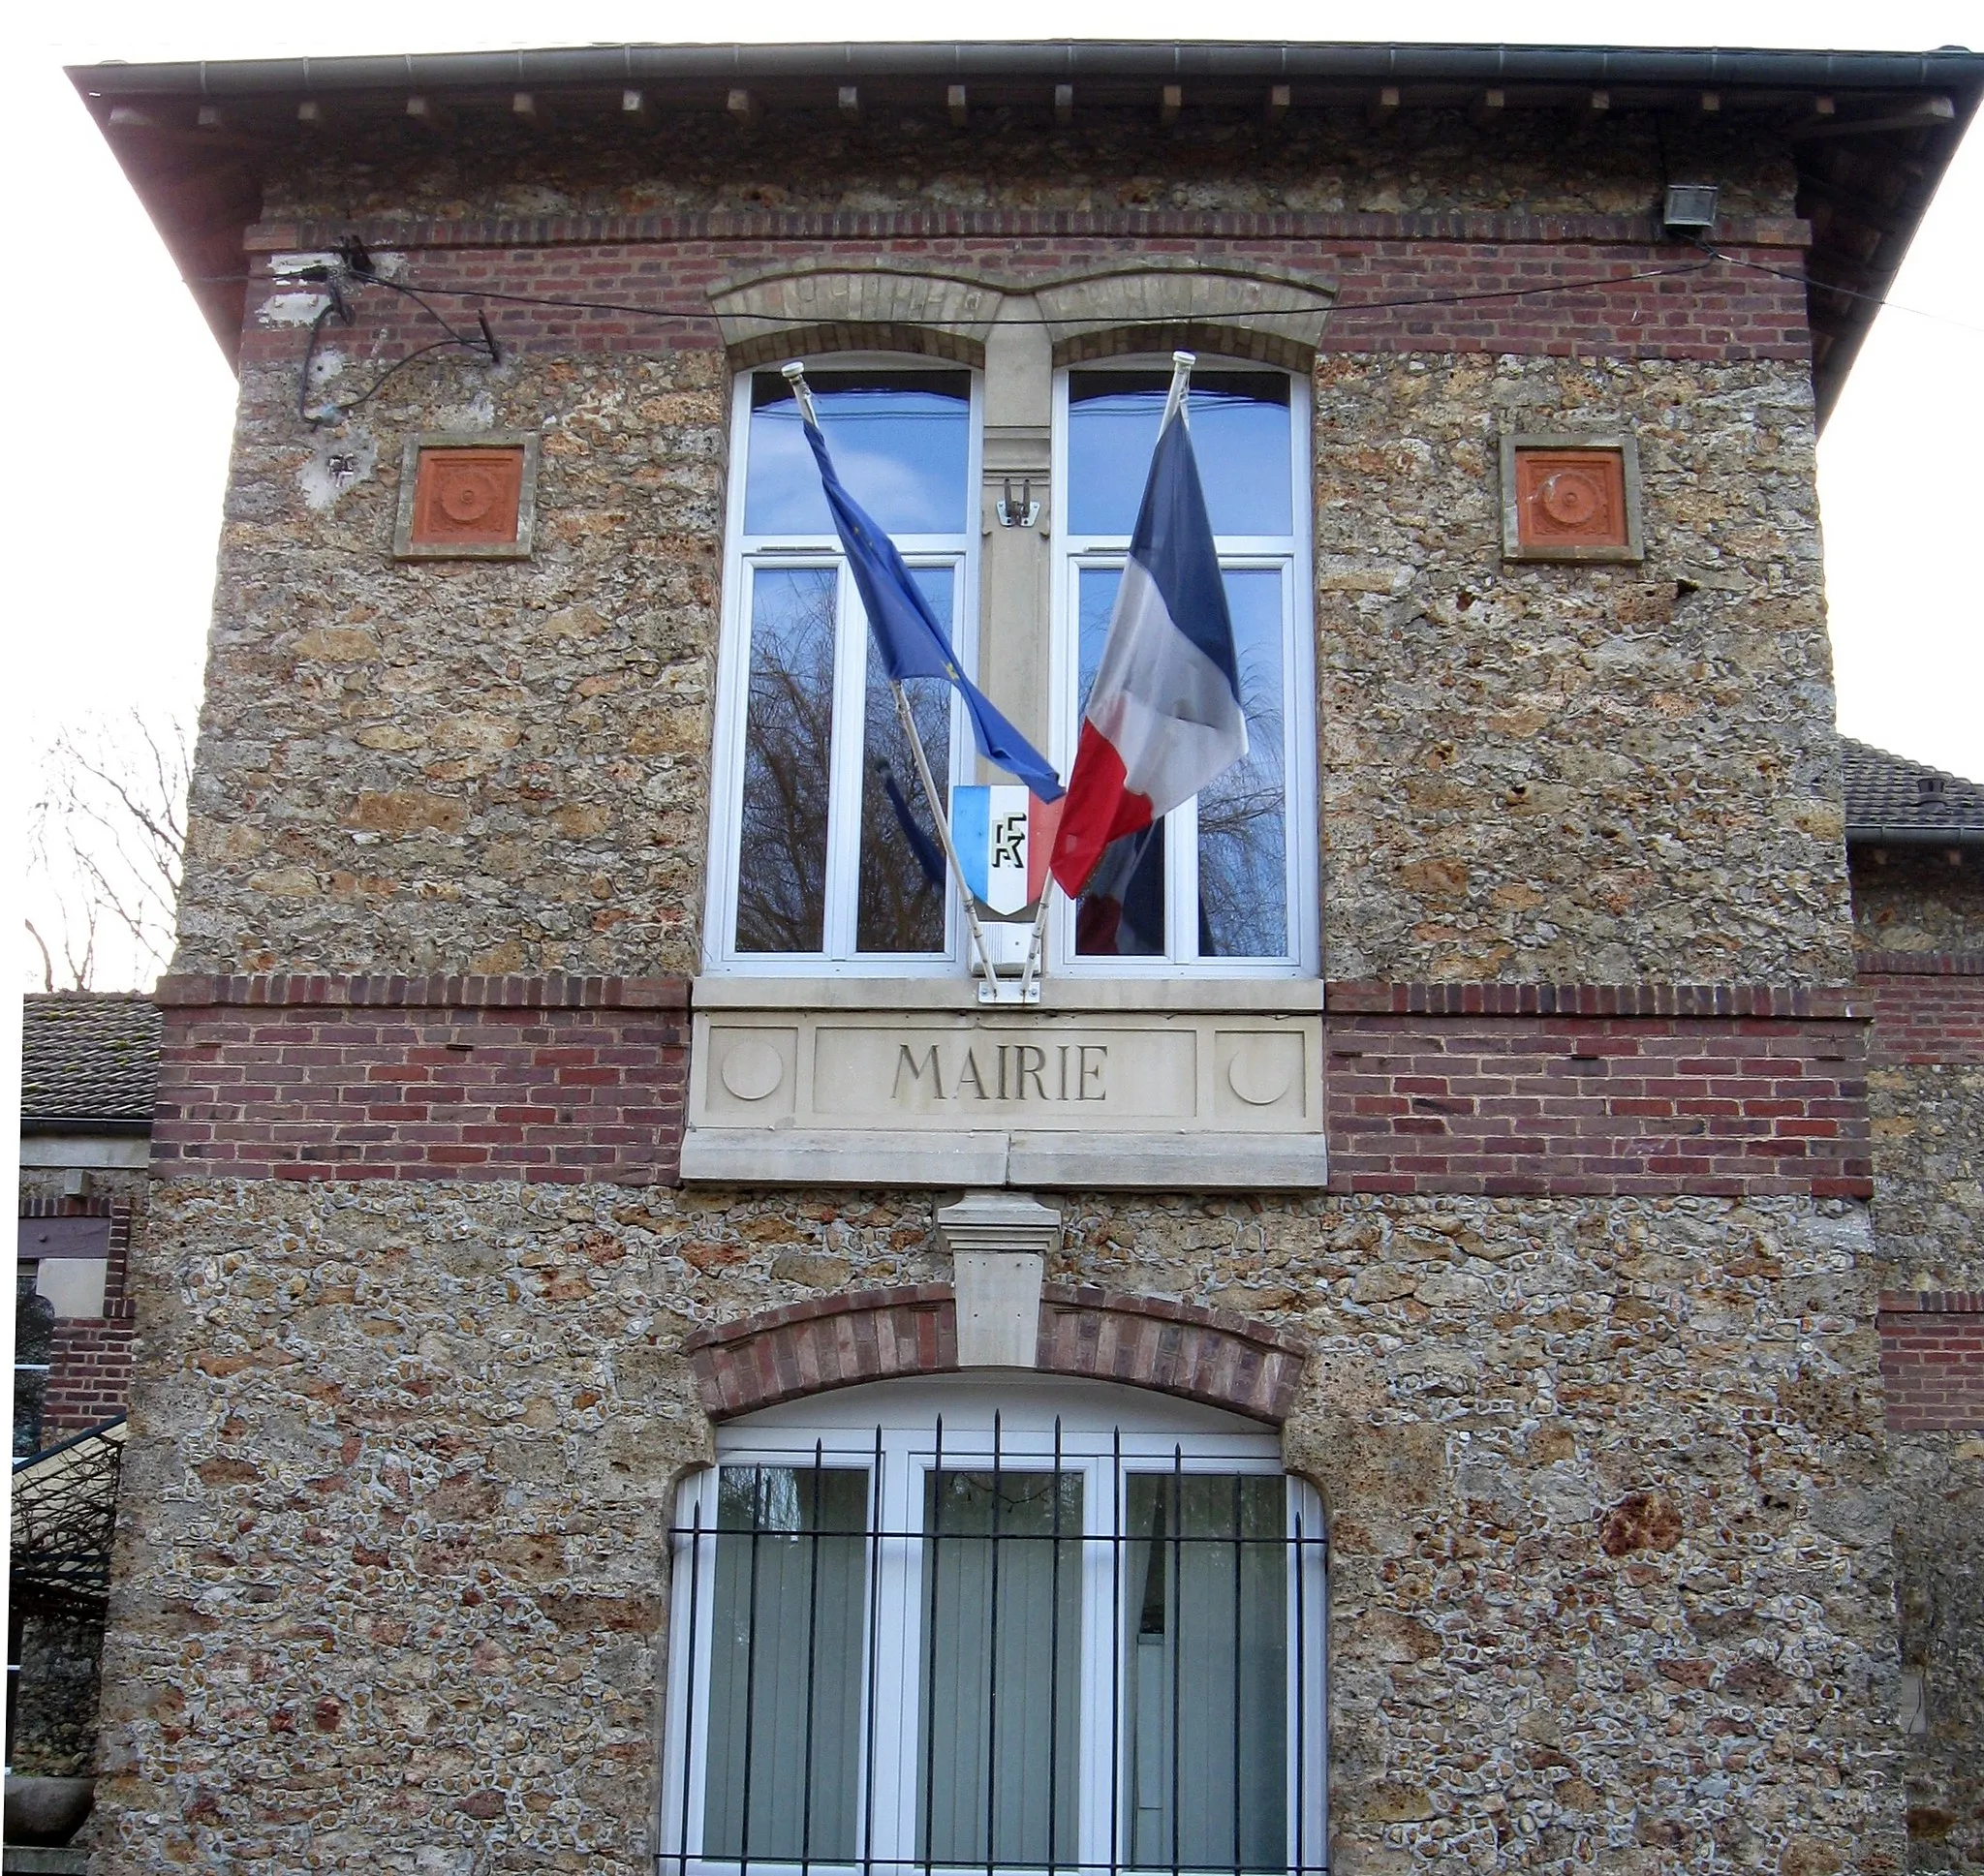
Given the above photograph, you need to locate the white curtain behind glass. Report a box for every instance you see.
[704,1465,870,1861]
[1124,1475,1286,1871]
[917,1470,1084,1867]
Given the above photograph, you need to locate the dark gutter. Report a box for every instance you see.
[66,40,1984,100]
[1845,825,1984,849]
[19,1119,155,1137]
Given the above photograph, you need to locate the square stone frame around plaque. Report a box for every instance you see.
[392,431,542,561]
[1498,429,1645,565]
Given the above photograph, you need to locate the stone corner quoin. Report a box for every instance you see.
[66,46,1984,1876]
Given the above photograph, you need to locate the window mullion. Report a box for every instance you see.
[825,559,868,962]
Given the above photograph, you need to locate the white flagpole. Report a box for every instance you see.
[1024,352,1197,995]
[783,361,1005,994]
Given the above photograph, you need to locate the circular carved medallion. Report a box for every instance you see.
[1225,1041,1293,1108]
[1537,469,1604,528]
[720,1039,785,1103]
[438,469,501,523]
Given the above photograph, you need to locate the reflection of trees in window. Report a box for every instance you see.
[856,675,949,955]
[1197,624,1286,959]
[735,570,837,954]
[14,1269,54,1459]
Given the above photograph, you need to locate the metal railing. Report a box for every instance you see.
[661,1416,1326,1876]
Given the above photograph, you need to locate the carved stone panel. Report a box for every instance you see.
[683,1001,1327,1189]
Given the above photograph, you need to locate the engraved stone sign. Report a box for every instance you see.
[683,998,1326,1189]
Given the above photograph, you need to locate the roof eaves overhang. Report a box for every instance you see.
[1845,824,1984,849]
[67,39,1984,416]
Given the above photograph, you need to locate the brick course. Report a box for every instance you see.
[234,227,1808,369]
[152,974,689,1184]
[1322,981,1870,1197]
[683,1283,1308,1422]
[1878,1292,1984,1432]
[1858,953,1984,1066]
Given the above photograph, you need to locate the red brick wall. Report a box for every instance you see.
[1859,953,1984,1065]
[236,212,1809,367]
[1323,981,1871,1198]
[682,1282,1307,1422]
[1879,1292,1984,1431]
[152,974,689,1184]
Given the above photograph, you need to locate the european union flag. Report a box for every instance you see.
[800,415,1065,802]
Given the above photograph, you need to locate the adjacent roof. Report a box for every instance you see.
[1842,736,1984,846]
[20,994,162,1132]
[67,40,1984,423]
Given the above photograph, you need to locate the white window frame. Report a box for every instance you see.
[659,1376,1328,1876]
[1047,362,1318,979]
[703,362,985,976]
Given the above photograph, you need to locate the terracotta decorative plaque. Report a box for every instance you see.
[393,432,540,559]
[1500,432,1643,563]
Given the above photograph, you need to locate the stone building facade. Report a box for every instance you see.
[61,40,1984,1876]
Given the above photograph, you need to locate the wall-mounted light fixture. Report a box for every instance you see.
[1661,182,1720,238]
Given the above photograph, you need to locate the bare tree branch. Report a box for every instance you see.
[22,710,191,992]
[24,920,54,995]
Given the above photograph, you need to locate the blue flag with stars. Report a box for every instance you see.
[800,415,1064,802]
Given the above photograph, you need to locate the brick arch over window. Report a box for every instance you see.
[710,264,1001,368]
[1033,261,1337,371]
[681,1283,1308,1424]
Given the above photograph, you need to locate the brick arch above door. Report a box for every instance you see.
[681,1282,1308,1424]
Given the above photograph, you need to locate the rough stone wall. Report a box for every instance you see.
[173,353,725,978]
[16,1166,149,1212]
[260,108,1794,226]
[1851,854,1984,956]
[1889,1432,1984,1873]
[11,1611,107,1778]
[1857,855,1984,1288]
[1316,353,1849,986]
[1848,860,1984,1870]
[91,1180,1902,1874]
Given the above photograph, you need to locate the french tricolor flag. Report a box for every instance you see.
[1049,362,1247,899]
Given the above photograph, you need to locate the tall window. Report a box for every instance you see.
[707,368,979,970]
[661,1380,1327,1876]
[1052,368,1316,973]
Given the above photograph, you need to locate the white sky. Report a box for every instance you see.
[4,0,1981,1000]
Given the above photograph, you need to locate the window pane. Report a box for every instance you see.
[1068,373,1291,538]
[1073,566,1165,957]
[703,1466,870,1862]
[919,1469,1083,1868]
[1197,570,1288,959]
[747,371,972,537]
[857,568,954,955]
[735,568,837,954]
[1124,1476,1286,1873]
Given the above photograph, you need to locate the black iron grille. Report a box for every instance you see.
[662,1416,1326,1876]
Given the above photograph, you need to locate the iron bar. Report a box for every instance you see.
[679,1499,703,1876]
[985,1412,1003,1876]
[802,1442,826,1873]
[1231,1473,1243,1876]
[922,1418,945,1876]
[1292,1507,1305,1876]
[1047,1416,1064,1876]
[739,1468,767,1876]
[1109,1428,1122,1876]
[863,1427,884,1876]
[1169,1446,1183,1876]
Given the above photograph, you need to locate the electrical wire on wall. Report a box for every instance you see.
[296,237,503,425]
